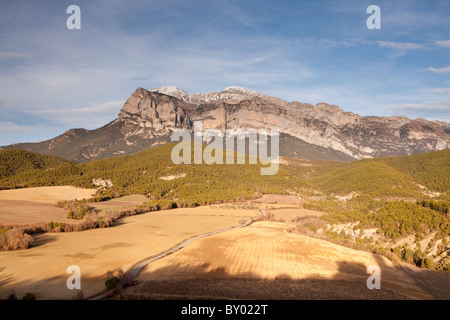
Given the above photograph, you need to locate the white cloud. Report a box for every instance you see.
[376,41,424,50]
[0,121,48,134]
[26,101,125,128]
[436,40,450,48]
[420,87,450,93]
[425,66,450,74]
[0,52,29,59]
[28,100,125,116]
[0,121,56,145]
[380,100,450,122]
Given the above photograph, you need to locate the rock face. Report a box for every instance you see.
[119,87,193,138]
[4,86,450,162]
[150,86,450,159]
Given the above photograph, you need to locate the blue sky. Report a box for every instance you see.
[0,0,449,145]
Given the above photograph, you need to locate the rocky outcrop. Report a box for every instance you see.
[92,178,113,188]
[118,87,193,139]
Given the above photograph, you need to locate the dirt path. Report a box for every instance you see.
[0,207,256,300]
[89,218,255,300]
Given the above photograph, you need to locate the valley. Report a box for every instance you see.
[2,0,450,307]
[1,191,449,300]
[0,126,448,301]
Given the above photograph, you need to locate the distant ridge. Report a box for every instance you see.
[3,86,449,163]
[0,147,447,200]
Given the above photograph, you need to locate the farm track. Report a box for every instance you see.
[89,218,255,300]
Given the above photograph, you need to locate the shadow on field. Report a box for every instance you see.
[0,270,103,300]
[31,233,59,248]
[1,250,449,300]
[124,260,416,300]
[111,220,127,227]
[123,241,450,301]
[2,224,449,300]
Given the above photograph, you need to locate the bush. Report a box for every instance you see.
[104,269,135,298]
[105,276,121,291]
[22,293,36,300]
[423,258,435,269]
[401,248,415,264]
[48,221,65,232]
[444,262,450,272]
[383,250,401,266]
[1,228,33,251]
[6,293,18,300]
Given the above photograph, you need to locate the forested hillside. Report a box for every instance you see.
[1,146,448,202]
[0,145,308,204]
[0,149,81,187]
[379,149,450,192]
[309,149,449,198]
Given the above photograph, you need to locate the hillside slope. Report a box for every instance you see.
[1,147,448,201]
[0,149,80,189]
[310,149,449,198]
[0,145,309,203]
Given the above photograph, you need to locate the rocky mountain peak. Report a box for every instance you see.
[116,86,449,159]
[118,87,192,138]
[148,85,273,104]
[149,86,191,102]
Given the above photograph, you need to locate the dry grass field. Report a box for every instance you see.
[269,207,323,221]
[0,186,96,226]
[0,188,147,226]
[91,195,149,214]
[133,221,450,300]
[0,205,257,300]
[1,187,449,300]
[0,186,96,204]
[252,194,302,205]
[0,200,76,226]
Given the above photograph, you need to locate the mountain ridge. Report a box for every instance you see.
[3,86,449,163]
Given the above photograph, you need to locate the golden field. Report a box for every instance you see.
[0,186,96,204]
[1,188,449,300]
[269,207,323,221]
[0,204,256,299]
[90,194,149,214]
[0,187,96,226]
[0,200,75,226]
[132,221,450,300]
[0,189,147,226]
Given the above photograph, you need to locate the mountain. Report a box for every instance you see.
[3,86,449,162]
